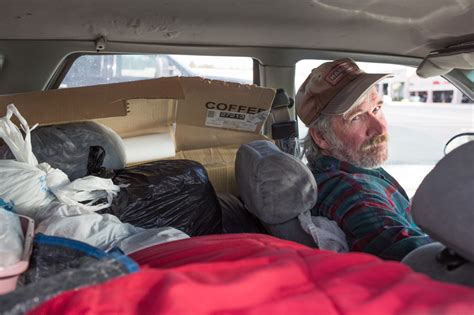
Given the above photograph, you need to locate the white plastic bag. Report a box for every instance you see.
[112,227,190,254]
[0,104,38,165]
[35,202,143,251]
[0,104,120,218]
[0,207,24,268]
[36,201,189,253]
[53,176,120,212]
[0,160,59,218]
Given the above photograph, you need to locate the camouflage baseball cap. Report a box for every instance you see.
[295,58,392,126]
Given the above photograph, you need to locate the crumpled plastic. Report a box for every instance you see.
[35,201,144,251]
[0,206,24,268]
[89,149,222,236]
[0,233,138,315]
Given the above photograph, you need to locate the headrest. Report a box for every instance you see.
[411,141,474,262]
[235,140,317,224]
[235,140,348,252]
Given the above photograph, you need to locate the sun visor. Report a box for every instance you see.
[417,46,474,78]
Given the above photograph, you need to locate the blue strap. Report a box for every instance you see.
[0,198,15,212]
[34,233,139,272]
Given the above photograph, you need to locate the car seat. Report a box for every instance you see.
[402,141,474,287]
[235,140,348,252]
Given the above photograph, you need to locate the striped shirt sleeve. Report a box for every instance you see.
[315,174,431,261]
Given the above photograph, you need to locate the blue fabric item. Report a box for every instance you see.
[33,233,139,273]
[0,198,15,212]
[0,234,139,315]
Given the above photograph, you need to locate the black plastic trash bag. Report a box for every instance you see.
[87,145,116,179]
[0,121,126,181]
[97,158,222,236]
[0,233,138,315]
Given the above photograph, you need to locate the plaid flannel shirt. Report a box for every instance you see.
[309,155,431,261]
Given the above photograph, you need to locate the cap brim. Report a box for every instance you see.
[322,73,393,115]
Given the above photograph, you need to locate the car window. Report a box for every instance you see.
[58,54,254,88]
[464,69,474,83]
[295,59,474,198]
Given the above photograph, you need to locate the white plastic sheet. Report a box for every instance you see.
[35,202,143,251]
[36,202,190,252]
[112,227,190,254]
[0,207,24,268]
[53,176,120,212]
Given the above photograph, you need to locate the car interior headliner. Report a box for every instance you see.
[2,0,474,59]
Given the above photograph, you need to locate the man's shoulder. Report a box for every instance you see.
[314,166,380,187]
[308,155,407,199]
[314,166,397,204]
[310,156,387,186]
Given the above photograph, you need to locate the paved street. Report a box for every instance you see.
[384,102,473,165]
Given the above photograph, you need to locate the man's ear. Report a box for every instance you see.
[309,127,330,150]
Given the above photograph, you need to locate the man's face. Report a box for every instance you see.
[327,87,389,168]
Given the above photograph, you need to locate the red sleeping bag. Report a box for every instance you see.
[29,234,474,314]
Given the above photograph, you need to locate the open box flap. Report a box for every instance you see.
[0,77,185,125]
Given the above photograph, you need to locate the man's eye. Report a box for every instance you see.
[351,115,360,122]
[373,105,381,113]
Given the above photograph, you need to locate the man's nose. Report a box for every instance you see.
[367,115,387,137]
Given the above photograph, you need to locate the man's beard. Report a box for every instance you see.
[327,134,388,169]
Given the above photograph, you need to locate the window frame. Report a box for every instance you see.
[47,52,259,90]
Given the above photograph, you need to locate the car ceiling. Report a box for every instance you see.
[2,0,474,59]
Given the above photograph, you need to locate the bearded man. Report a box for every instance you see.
[296,58,431,261]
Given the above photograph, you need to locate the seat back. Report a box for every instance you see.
[403,141,474,286]
[411,141,474,262]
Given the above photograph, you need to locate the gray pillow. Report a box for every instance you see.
[235,140,317,224]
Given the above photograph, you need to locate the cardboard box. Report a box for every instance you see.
[0,77,275,194]
[172,144,241,194]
